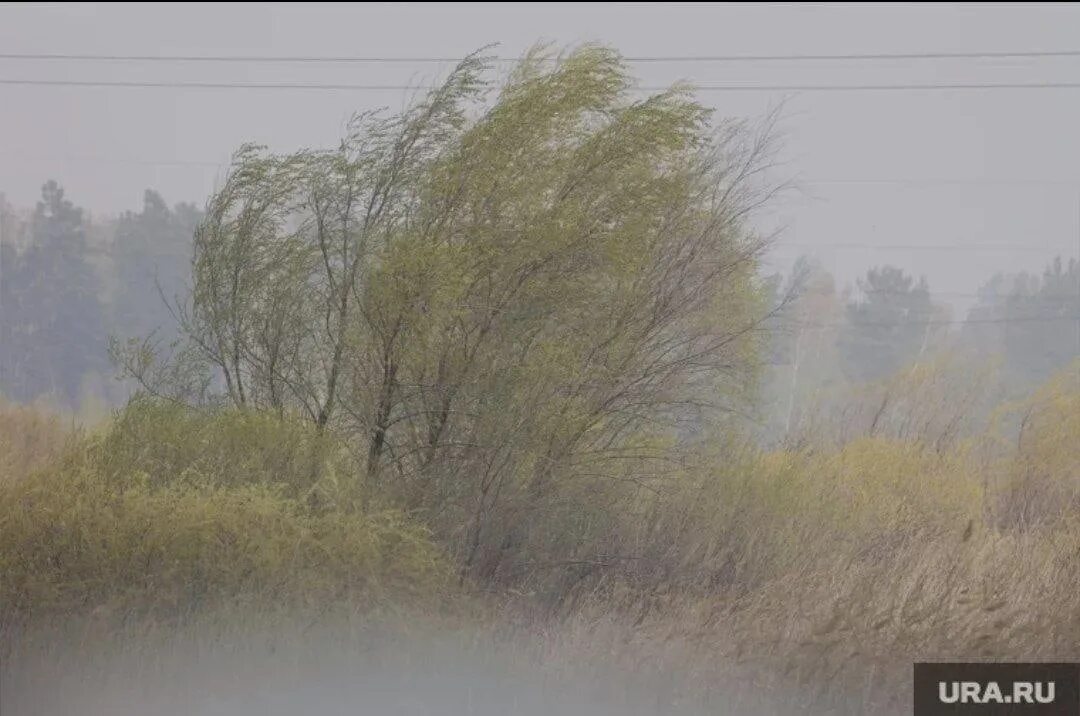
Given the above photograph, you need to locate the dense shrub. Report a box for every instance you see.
[0,400,449,626]
[93,397,363,507]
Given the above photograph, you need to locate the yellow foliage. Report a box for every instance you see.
[814,437,981,532]
[0,400,450,626]
[993,361,1080,527]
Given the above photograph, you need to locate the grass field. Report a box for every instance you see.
[2,363,1078,714]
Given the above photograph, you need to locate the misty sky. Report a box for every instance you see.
[2,3,1079,317]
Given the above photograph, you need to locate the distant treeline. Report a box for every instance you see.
[760,254,1078,439]
[1,183,201,408]
[1,180,1075,426]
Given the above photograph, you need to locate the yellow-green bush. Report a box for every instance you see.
[92,398,361,506]
[992,363,1080,528]
[0,399,450,626]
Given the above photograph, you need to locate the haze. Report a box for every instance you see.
[2,3,1079,314]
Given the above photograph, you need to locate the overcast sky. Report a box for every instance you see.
[2,2,1079,315]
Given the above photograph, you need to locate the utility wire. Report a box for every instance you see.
[3,50,1080,63]
[5,155,1080,190]
[774,243,1074,253]
[4,78,1080,92]
[0,154,224,167]
[795,315,1080,329]
[806,178,1080,187]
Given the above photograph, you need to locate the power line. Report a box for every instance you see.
[0,79,444,91]
[4,154,1078,192]
[4,155,1079,189]
[797,315,1080,329]
[781,288,986,299]
[840,290,983,299]
[0,154,223,167]
[4,78,1080,92]
[774,242,1075,253]
[805,178,1080,188]
[21,239,1079,265]
[3,50,1080,63]
[0,157,1076,254]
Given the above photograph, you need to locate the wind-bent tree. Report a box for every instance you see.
[119,46,781,582]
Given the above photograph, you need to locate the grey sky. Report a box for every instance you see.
[2,2,1078,316]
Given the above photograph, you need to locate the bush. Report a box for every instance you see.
[93,397,362,507]
[0,399,450,626]
[993,363,1080,528]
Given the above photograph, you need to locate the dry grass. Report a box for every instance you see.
[1,364,1077,713]
[0,398,74,485]
[537,362,1080,712]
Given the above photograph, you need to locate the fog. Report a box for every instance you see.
[4,616,822,716]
